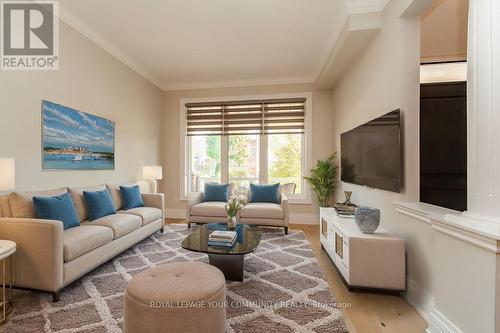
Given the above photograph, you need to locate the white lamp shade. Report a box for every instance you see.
[0,158,15,191]
[143,165,163,180]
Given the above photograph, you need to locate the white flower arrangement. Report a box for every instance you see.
[225,194,248,218]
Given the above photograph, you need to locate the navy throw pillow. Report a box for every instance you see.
[120,185,144,210]
[83,189,116,221]
[33,192,80,230]
[203,183,229,202]
[249,183,281,204]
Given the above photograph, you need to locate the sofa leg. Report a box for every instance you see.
[187,222,191,229]
[284,227,288,235]
[52,291,60,302]
[160,227,164,233]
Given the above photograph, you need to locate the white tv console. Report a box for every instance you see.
[319,207,406,292]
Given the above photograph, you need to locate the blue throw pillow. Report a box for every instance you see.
[120,185,144,210]
[203,183,229,202]
[250,183,281,204]
[33,192,80,230]
[83,189,116,221]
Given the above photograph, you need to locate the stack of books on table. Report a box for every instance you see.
[208,231,237,247]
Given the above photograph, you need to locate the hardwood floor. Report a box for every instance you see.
[165,219,428,333]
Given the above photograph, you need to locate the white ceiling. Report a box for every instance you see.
[58,0,387,90]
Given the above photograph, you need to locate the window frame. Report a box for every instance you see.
[180,92,313,204]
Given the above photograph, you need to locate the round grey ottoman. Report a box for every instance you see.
[124,262,226,333]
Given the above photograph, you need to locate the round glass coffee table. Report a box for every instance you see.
[181,223,262,281]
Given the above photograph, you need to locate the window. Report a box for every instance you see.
[189,135,221,192]
[183,95,311,202]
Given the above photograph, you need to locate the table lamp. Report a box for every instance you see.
[0,158,15,192]
[143,165,163,193]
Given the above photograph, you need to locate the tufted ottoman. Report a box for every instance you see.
[124,262,226,333]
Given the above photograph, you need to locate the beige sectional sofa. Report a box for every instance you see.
[0,183,164,301]
[188,185,290,234]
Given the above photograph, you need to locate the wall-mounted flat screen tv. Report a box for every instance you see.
[340,109,401,192]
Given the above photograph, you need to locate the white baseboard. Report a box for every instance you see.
[404,278,462,333]
[289,213,319,225]
[165,209,187,219]
[405,277,435,322]
[427,308,463,333]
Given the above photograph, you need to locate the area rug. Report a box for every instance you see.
[2,224,348,333]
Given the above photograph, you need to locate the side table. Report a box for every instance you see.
[0,240,16,323]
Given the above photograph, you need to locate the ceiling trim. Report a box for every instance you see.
[56,3,165,90]
[315,10,383,89]
[162,76,315,91]
[312,12,349,82]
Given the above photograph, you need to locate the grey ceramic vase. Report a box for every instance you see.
[354,207,380,234]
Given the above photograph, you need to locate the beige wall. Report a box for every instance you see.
[421,0,468,63]
[0,22,164,192]
[331,0,435,305]
[161,84,336,219]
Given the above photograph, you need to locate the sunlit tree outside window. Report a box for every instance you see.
[186,97,308,199]
[268,134,302,194]
[229,135,260,191]
[189,134,303,195]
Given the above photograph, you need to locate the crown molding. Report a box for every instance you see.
[56,4,165,90]
[162,76,315,91]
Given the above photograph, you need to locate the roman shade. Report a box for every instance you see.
[185,98,306,136]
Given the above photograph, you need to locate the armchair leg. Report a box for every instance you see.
[52,291,60,302]
[160,227,164,233]
[187,222,191,229]
[284,227,288,235]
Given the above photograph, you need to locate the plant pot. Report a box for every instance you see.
[354,207,380,234]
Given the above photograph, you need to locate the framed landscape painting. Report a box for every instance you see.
[42,100,115,170]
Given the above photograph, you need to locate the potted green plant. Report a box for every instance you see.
[304,153,338,207]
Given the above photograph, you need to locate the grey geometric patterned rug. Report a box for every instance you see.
[2,224,348,333]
